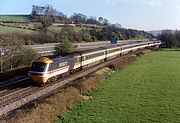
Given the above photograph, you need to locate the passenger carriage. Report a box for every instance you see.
[121,44,132,54]
[79,47,106,68]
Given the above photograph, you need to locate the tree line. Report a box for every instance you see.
[158,30,180,48]
[31,5,110,25]
[30,5,111,32]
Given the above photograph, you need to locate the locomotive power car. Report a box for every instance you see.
[29,41,161,84]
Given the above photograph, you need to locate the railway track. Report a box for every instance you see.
[0,77,30,98]
[0,77,29,89]
[0,49,152,116]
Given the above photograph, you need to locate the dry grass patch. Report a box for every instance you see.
[70,67,113,94]
[6,87,80,123]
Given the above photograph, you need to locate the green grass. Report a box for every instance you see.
[48,26,94,32]
[73,27,92,32]
[0,24,90,33]
[0,15,29,22]
[48,26,62,32]
[55,49,180,123]
[0,25,33,33]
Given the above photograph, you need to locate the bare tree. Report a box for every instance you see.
[31,5,56,32]
[86,16,98,24]
[56,11,67,21]
[70,13,87,24]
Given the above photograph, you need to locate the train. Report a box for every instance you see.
[29,41,161,84]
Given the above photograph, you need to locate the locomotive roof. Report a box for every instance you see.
[34,52,80,63]
[34,44,126,64]
[34,57,53,64]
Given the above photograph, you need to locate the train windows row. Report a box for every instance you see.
[48,62,68,71]
[59,62,67,67]
[49,62,59,71]
[108,48,120,53]
[83,51,105,61]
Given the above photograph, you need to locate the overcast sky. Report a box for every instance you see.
[1,0,180,31]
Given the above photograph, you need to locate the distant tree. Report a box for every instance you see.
[112,23,122,28]
[89,25,153,41]
[86,16,98,24]
[58,27,78,42]
[56,11,67,21]
[158,30,176,48]
[54,36,74,53]
[102,18,109,25]
[173,30,180,47]
[54,28,75,53]
[158,30,180,48]
[98,17,103,24]
[48,9,67,22]
[70,13,87,24]
[31,5,56,32]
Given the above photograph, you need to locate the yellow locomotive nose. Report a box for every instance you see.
[31,76,47,84]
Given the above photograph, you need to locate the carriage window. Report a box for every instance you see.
[59,62,67,67]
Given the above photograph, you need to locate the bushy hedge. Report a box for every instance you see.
[0,33,38,72]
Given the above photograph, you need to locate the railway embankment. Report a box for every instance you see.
[55,49,180,123]
[0,67,29,83]
[1,49,143,123]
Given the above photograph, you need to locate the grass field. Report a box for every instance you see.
[0,24,93,33]
[0,25,33,33]
[0,15,29,22]
[48,26,93,32]
[48,26,62,32]
[55,49,180,123]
